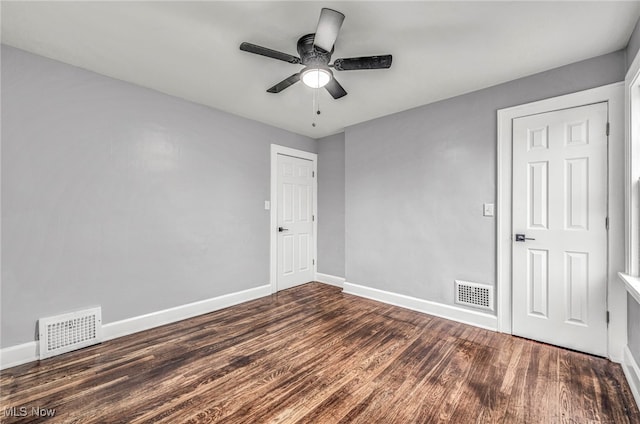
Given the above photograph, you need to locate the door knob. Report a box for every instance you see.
[515,233,535,242]
[278,227,289,232]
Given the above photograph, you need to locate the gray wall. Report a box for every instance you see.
[317,133,345,277]
[627,17,640,368]
[627,16,640,72]
[629,296,640,365]
[1,45,316,347]
[344,50,626,306]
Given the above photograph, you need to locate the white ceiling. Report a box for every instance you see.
[2,1,640,138]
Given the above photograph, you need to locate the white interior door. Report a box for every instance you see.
[276,153,315,290]
[512,102,608,357]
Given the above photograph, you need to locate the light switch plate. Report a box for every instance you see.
[483,203,494,217]
[264,201,270,210]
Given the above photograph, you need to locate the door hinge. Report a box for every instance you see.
[606,122,610,136]
[605,217,609,230]
[312,215,315,222]
[312,171,315,178]
[607,311,610,325]
[312,259,315,265]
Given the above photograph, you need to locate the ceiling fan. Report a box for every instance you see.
[239,8,392,99]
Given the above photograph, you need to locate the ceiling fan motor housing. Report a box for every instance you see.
[297,34,332,67]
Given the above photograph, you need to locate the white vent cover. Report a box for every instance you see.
[38,307,103,359]
[455,280,494,311]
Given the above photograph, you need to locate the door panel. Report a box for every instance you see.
[565,251,588,324]
[283,183,294,223]
[528,161,549,229]
[527,248,549,317]
[283,234,294,275]
[298,233,310,272]
[565,158,589,230]
[512,102,607,357]
[276,154,314,290]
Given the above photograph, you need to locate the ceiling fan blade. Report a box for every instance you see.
[333,55,393,71]
[313,8,345,53]
[240,42,301,64]
[324,78,347,99]
[267,73,301,93]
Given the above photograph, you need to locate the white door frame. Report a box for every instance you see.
[270,144,318,294]
[625,52,640,276]
[497,82,626,361]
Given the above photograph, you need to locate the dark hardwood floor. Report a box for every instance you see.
[1,282,638,423]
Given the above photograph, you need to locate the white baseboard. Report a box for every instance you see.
[0,341,39,370]
[343,282,498,331]
[623,345,640,409]
[102,284,270,341]
[315,273,345,288]
[0,284,271,370]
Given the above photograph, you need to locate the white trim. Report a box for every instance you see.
[0,342,38,370]
[497,82,626,361]
[625,50,640,276]
[315,272,345,288]
[0,284,270,370]
[270,144,318,294]
[343,282,498,331]
[496,107,512,334]
[619,272,640,305]
[623,345,640,409]
[102,284,270,341]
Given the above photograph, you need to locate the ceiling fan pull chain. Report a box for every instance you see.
[316,85,321,116]
[312,86,321,127]
[312,86,316,114]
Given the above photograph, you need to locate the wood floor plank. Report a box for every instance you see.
[1,283,637,424]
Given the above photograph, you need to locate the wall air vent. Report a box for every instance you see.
[455,280,494,311]
[38,307,102,359]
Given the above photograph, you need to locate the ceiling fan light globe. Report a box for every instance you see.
[301,68,332,88]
